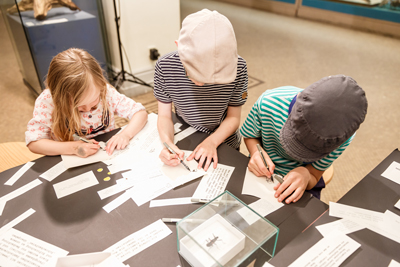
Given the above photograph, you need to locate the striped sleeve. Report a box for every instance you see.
[312,134,355,171]
[153,59,171,103]
[229,57,248,106]
[240,94,262,139]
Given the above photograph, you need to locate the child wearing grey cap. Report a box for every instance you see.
[154,9,248,171]
[240,75,368,203]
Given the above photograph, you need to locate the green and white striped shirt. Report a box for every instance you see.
[240,86,353,176]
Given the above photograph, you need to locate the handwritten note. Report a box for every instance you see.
[192,164,234,200]
[53,171,98,199]
[5,162,35,186]
[288,230,360,267]
[0,228,68,267]
[381,161,400,185]
[104,219,172,262]
[39,161,67,182]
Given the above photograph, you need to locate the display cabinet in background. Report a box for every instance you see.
[1,0,111,96]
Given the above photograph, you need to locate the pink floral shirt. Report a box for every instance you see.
[25,84,145,145]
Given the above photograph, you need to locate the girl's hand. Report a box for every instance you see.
[273,167,310,204]
[159,143,184,167]
[105,132,130,155]
[248,147,274,178]
[73,141,100,158]
[187,138,218,171]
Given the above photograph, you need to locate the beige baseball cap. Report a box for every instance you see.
[178,9,238,84]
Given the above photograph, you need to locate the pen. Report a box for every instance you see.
[162,218,182,223]
[73,134,106,150]
[191,198,211,203]
[190,198,240,205]
[256,144,274,182]
[163,142,192,172]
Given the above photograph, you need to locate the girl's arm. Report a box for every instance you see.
[105,110,148,155]
[28,139,100,158]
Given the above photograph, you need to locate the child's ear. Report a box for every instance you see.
[175,40,178,47]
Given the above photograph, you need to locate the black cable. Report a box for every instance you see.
[112,0,153,89]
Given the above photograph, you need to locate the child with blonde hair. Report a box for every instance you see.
[26,48,148,157]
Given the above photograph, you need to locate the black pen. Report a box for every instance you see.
[256,144,274,182]
[163,142,192,172]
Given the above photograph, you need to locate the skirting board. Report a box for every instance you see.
[112,68,154,98]
[297,6,400,38]
[216,0,297,16]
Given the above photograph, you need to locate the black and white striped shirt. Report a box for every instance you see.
[154,51,248,149]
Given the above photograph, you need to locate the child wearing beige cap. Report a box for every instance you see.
[154,9,248,171]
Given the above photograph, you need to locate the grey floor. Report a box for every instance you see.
[1,0,399,204]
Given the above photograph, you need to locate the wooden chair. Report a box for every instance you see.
[324,165,334,185]
[0,142,42,173]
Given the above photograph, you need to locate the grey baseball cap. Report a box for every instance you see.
[280,75,368,162]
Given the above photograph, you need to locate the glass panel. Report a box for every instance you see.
[177,191,279,267]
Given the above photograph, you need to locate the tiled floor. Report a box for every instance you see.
[1,0,400,204]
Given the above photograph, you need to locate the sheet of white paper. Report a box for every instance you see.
[262,262,275,267]
[62,149,113,169]
[174,126,197,144]
[315,218,365,237]
[103,190,133,213]
[382,210,400,238]
[237,198,283,225]
[104,219,172,262]
[149,197,193,208]
[161,150,206,186]
[389,259,400,267]
[0,208,35,237]
[381,161,400,185]
[288,230,360,267]
[192,164,234,200]
[395,199,400,210]
[241,168,281,203]
[174,122,182,133]
[107,153,160,175]
[97,254,126,267]
[130,174,175,206]
[4,162,35,186]
[97,179,135,200]
[53,171,99,199]
[39,161,67,182]
[0,228,68,267]
[0,179,42,216]
[329,202,400,244]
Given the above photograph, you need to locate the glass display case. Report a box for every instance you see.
[177,191,279,267]
[1,0,111,96]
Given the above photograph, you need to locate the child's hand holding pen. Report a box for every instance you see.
[248,143,275,179]
[160,142,185,167]
[74,140,100,158]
